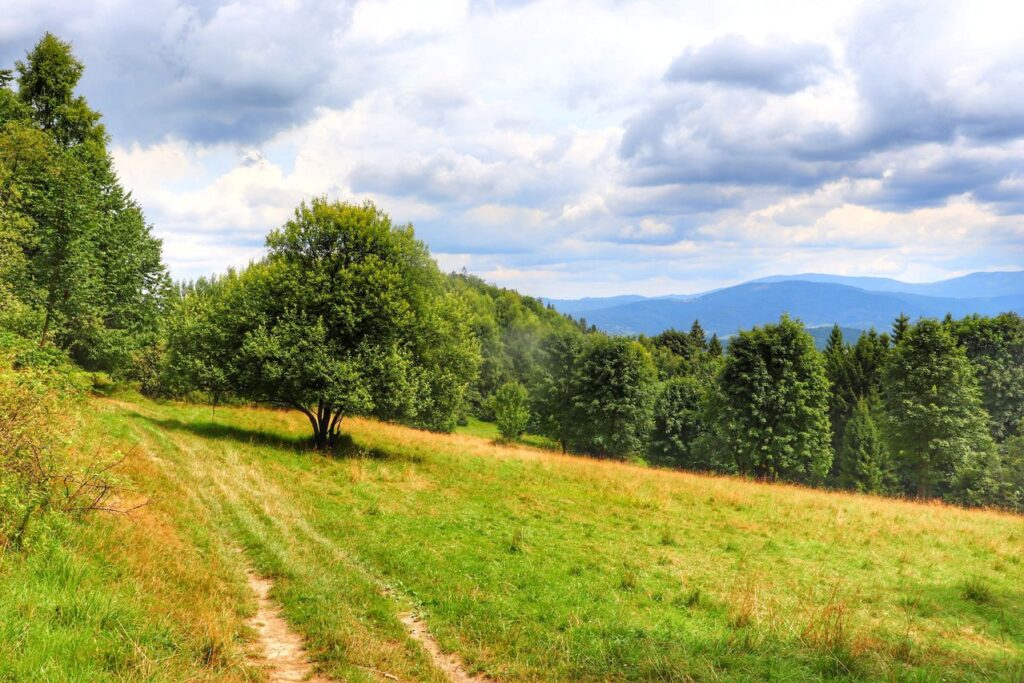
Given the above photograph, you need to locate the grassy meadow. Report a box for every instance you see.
[2,393,1023,681]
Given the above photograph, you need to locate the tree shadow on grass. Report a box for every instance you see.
[132,413,404,461]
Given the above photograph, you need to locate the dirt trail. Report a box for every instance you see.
[247,571,331,682]
[399,612,489,683]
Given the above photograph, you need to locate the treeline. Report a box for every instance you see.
[443,278,1023,510]
[1,34,1021,515]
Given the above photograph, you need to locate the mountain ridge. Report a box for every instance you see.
[543,271,1024,339]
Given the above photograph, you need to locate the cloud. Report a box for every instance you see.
[5,0,1023,297]
[665,35,834,94]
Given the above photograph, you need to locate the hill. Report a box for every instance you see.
[752,270,1024,299]
[545,274,1024,336]
[3,394,1020,681]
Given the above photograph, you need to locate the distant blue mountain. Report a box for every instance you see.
[544,272,1024,338]
[751,270,1024,299]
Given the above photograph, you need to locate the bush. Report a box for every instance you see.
[495,381,530,441]
[0,371,61,550]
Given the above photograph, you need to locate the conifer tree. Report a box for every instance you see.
[688,319,707,354]
[836,398,889,493]
[892,313,911,344]
[707,333,723,357]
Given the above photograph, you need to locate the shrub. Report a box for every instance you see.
[495,381,530,441]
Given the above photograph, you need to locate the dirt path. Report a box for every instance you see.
[247,571,331,682]
[399,612,489,683]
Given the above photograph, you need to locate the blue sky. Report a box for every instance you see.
[3,0,1023,297]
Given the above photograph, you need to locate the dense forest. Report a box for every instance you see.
[2,32,1023,542]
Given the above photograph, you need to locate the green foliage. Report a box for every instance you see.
[709,316,833,483]
[569,336,657,457]
[448,273,581,416]
[948,313,1024,441]
[835,398,891,493]
[648,375,708,468]
[0,33,170,374]
[882,319,995,499]
[494,381,530,441]
[532,328,584,452]
[166,199,479,447]
[707,333,723,358]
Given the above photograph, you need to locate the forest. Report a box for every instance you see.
[2,31,1022,558]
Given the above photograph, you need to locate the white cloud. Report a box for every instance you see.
[4,0,1012,296]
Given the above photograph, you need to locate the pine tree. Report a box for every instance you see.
[688,319,707,354]
[892,313,911,344]
[836,398,889,493]
[823,324,851,457]
[707,333,723,357]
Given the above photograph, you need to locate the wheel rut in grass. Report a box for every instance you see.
[247,571,331,682]
[399,611,489,683]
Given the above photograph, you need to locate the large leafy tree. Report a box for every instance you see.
[171,199,478,448]
[882,319,995,498]
[532,328,584,453]
[0,33,169,371]
[948,313,1024,441]
[648,374,708,469]
[709,316,833,483]
[569,336,657,457]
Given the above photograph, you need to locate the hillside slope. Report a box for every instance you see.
[2,395,1020,681]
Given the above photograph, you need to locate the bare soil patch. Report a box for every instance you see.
[247,571,331,682]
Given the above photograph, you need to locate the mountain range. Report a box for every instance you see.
[543,271,1024,343]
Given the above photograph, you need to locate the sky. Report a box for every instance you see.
[2,0,1023,298]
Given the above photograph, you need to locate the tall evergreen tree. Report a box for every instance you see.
[688,319,707,354]
[707,333,723,358]
[882,319,995,498]
[823,324,851,456]
[835,398,890,493]
[892,313,911,344]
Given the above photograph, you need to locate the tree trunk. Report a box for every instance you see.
[916,462,930,499]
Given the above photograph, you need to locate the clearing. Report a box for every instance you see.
[1,394,1022,681]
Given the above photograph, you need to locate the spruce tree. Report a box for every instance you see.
[707,333,723,357]
[688,319,707,354]
[892,313,911,344]
[836,398,889,493]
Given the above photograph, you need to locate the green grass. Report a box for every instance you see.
[456,415,561,451]
[3,394,1024,681]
